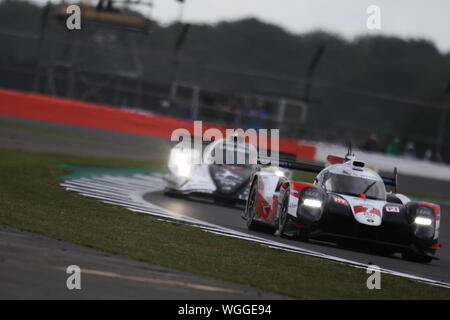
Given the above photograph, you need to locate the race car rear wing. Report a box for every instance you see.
[258,158,324,173]
[260,157,398,191]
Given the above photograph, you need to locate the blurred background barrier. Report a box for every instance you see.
[314,142,450,182]
[2,87,450,183]
[0,88,315,158]
[0,0,450,168]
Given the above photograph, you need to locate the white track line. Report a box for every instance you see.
[61,174,450,289]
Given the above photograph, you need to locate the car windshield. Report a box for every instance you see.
[323,173,386,200]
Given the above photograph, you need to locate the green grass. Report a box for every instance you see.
[404,192,450,205]
[0,148,449,299]
[292,170,317,183]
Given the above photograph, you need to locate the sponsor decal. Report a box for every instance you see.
[333,196,347,205]
[288,195,299,215]
[290,189,300,198]
[385,206,400,213]
[354,205,381,217]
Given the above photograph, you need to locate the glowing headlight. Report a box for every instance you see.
[169,149,192,177]
[174,153,188,165]
[175,155,191,177]
[414,216,432,226]
[275,170,285,177]
[303,198,322,208]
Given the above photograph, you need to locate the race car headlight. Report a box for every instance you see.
[303,198,322,208]
[413,206,434,226]
[174,153,191,177]
[414,216,432,226]
[297,187,325,223]
[410,205,435,240]
[168,148,194,177]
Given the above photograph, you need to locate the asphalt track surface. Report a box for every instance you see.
[0,116,171,161]
[1,115,450,297]
[0,225,286,299]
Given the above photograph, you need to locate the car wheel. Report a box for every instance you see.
[245,180,258,230]
[164,189,182,198]
[275,187,290,237]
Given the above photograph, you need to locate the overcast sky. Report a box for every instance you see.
[30,0,450,53]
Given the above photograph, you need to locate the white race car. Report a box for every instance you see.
[164,136,291,205]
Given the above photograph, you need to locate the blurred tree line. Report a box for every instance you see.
[0,0,449,160]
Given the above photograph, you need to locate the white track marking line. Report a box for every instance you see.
[62,186,131,200]
[64,179,137,190]
[97,176,158,188]
[82,176,156,189]
[56,267,238,294]
[62,182,130,194]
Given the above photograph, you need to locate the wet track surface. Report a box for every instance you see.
[144,191,450,284]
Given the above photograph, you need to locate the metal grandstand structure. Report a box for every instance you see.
[32,0,153,107]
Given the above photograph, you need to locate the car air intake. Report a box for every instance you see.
[209,165,251,194]
[353,161,365,167]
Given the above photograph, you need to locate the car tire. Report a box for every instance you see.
[164,189,181,198]
[275,187,290,237]
[245,179,258,230]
